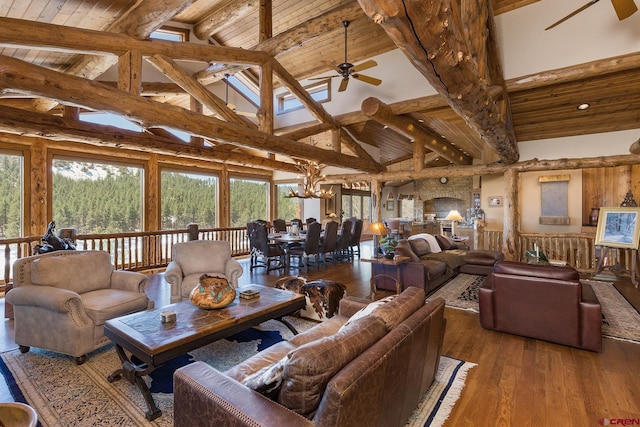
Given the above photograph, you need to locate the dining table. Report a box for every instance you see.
[268,233,306,268]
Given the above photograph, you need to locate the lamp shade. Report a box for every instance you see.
[444,210,464,221]
[369,221,387,236]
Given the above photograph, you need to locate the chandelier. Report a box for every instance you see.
[285,161,334,199]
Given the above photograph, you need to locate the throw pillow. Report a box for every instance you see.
[278,316,388,417]
[241,356,288,400]
[409,233,441,253]
[338,294,396,332]
[395,240,419,261]
[435,234,458,250]
[408,237,432,257]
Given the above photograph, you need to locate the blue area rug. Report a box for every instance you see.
[140,327,286,394]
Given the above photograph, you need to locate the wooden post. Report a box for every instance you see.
[31,142,47,235]
[187,223,199,241]
[502,168,519,260]
[219,166,230,228]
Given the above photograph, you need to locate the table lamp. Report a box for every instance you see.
[444,210,464,236]
[369,221,387,257]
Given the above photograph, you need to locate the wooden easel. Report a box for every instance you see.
[593,245,640,288]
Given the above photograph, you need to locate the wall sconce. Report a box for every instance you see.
[387,192,394,200]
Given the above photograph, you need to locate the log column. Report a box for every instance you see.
[502,168,519,261]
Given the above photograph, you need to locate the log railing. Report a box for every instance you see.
[478,228,605,272]
[0,225,250,286]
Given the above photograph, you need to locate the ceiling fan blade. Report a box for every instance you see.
[321,60,342,73]
[612,0,638,19]
[352,74,382,86]
[352,60,377,73]
[309,75,340,80]
[545,0,600,30]
[338,78,349,92]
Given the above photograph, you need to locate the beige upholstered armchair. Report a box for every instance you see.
[6,250,152,364]
[165,240,243,303]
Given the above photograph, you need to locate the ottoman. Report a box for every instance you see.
[460,250,504,275]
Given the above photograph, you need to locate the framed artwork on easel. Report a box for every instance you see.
[594,207,640,249]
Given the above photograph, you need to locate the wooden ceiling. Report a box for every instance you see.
[0,0,639,173]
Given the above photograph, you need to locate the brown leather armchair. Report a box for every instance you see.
[479,261,602,352]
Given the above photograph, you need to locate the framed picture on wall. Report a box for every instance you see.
[595,207,640,249]
[386,200,395,211]
[324,195,336,215]
[488,196,502,207]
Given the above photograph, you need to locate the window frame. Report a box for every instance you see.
[0,148,26,238]
[160,166,220,230]
[48,151,146,233]
[276,79,331,115]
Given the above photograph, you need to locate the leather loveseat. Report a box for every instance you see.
[479,261,602,352]
[173,287,446,427]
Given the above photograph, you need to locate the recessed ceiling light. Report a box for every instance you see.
[577,103,590,110]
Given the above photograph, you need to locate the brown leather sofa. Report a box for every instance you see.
[373,235,503,295]
[479,261,602,352]
[173,287,446,427]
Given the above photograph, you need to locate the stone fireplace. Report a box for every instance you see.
[414,177,474,221]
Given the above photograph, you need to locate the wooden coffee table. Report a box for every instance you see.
[104,284,305,420]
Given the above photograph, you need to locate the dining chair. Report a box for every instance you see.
[335,219,353,262]
[273,218,287,233]
[348,219,364,259]
[248,221,285,272]
[319,220,339,265]
[288,221,322,272]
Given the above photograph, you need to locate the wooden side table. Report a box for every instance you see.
[362,256,409,300]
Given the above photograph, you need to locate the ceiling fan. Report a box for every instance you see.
[318,20,382,92]
[545,0,638,30]
[223,74,255,117]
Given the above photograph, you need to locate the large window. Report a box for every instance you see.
[0,152,23,238]
[277,80,330,115]
[230,178,269,227]
[161,170,218,229]
[52,158,143,234]
[276,184,299,220]
[342,192,371,221]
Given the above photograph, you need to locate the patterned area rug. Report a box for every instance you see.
[0,317,474,426]
[429,274,640,343]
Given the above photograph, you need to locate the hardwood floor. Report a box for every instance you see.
[0,242,639,425]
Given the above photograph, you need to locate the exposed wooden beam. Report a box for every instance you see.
[0,56,377,172]
[26,0,197,111]
[361,97,472,165]
[193,2,364,84]
[193,0,259,40]
[0,18,269,65]
[357,0,519,163]
[270,58,384,172]
[325,154,640,184]
[146,54,256,128]
[0,105,297,172]
[259,2,364,56]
